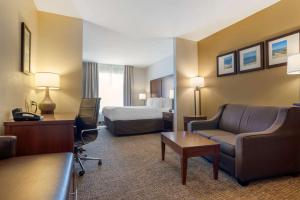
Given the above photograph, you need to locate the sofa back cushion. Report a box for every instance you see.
[239,106,279,133]
[219,104,246,134]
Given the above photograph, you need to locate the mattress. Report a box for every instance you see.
[102,106,170,121]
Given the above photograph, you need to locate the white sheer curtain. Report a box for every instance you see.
[98,63,124,111]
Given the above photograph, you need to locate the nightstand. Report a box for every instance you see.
[184,115,207,131]
[163,112,174,131]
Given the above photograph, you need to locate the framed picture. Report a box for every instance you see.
[237,42,264,73]
[21,22,31,74]
[217,51,237,77]
[266,30,300,68]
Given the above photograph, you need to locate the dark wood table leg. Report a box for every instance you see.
[213,146,220,180]
[161,139,165,161]
[181,154,188,185]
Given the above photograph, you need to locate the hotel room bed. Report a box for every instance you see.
[103,98,171,136]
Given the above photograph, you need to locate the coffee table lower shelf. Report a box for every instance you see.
[161,131,220,185]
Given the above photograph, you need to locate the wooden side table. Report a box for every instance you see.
[163,112,174,131]
[184,115,207,131]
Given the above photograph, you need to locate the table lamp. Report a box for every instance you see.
[139,93,146,105]
[169,89,174,112]
[191,76,204,116]
[287,54,300,106]
[35,72,60,114]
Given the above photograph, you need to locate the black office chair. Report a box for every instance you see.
[74,98,101,176]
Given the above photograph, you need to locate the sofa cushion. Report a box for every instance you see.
[219,104,246,134]
[211,134,236,157]
[239,106,279,133]
[194,129,234,139]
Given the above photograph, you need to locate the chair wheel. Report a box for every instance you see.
[79,171,85,176]
[98,160,102,166]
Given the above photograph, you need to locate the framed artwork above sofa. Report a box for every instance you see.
[217,51,237,77]
[266,30,300,68]
[237,42,264,73]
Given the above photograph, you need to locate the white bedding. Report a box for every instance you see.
[102,106,170,121]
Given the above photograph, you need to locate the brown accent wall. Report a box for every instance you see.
[198,0,300,117]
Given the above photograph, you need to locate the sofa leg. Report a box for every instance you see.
[237,179,249,186]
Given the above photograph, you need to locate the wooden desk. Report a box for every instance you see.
[4,113,75,156]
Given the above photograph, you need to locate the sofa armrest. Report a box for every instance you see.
[188,105,225,131]
[235,107,300,181]
[0,136,17,159]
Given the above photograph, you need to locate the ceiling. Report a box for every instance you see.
[83,21,173,66]
[34,0,279,66]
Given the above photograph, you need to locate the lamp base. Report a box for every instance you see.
[39,87,56,115]
[39,103,56,114]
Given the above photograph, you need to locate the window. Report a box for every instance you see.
[98,64,124,111]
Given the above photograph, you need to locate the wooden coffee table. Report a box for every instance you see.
[161,131,220,185]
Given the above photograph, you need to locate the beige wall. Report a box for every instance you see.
[198,0,300,118]
[35,12,83,114]
[175,38,198,130]
[0,2,83,134]
[0,0,38,133]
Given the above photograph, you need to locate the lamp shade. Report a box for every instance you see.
[169,89,174,99]
[192,76,204,89]
[287,54,300,75]
[35,72,60,89]
[139,93,146,100]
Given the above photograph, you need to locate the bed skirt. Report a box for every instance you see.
[104,117,163,136]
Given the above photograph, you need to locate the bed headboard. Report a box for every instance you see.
[150,75,174,98]
[150,78,162,97]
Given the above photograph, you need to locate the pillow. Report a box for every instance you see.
[151,98,162,108]
[146,98,152,107]
[161,98,172,109]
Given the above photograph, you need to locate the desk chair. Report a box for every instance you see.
[74,98,101,176]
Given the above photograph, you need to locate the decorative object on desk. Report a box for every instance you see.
[191,76,204,116]
[237,42,264,73]
[30,101,38,113]
[138,93,146,105]
[266,30,300,68]
[287,53,300,106]
[21,22,31,75]
[169,89,174,112]
[35,72,60,114]
[217,51,237,77]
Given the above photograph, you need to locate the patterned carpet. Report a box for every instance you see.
[76,128,300,200]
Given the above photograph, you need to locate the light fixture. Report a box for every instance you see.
[139,93,146,105]
[169,89,175,112]
[169,89,174,99]
[35,72,60,114]
[138,93,146,100]
[287,54,300,106]
[287,54,300,75]
[191,76,205,116]
[192,76,204,90]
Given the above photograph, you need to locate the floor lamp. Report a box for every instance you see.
[287,53,300,106]
[192,76,204,116]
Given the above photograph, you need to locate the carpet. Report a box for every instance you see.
[76,128,300,200]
